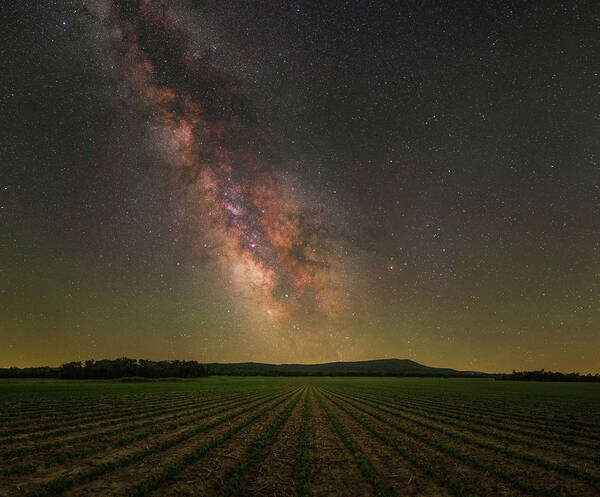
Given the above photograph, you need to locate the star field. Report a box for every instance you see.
[1,0,598,372]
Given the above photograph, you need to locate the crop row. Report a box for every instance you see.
[348,390,600,453]
[215,390,305,497]
[335,385,600,433]
[115,388,304,497]
[331,390,600,485]
[297,394,312,497]
[22,388,300,497]
[393,395,600,441]
[0,391,197,420]
[396,393,600,432]
[0,393,256,460]
[323,388,596,497]
[0,389,275,446]
[0,392,216,431]
[0,392,255,443]
[316,391,392,497]
[315,389,476,497]
[340,391,600,465]
[1,390,281,475]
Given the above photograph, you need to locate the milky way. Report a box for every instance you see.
[3,0,598,371]
[91,0,350,324]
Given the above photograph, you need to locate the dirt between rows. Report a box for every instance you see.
[0,395,271,494]
[396,396,600,449]
[404,404,598,496]
[4,386,596,497]
[308,389,373,497]
[397,396,600,436]
[347,392,600,477]
[315,390,453,497]
[238,388,306,496]
[0,392,290,497]
[2,393,263,463]
[145,389,304,497]
[62,391,296,497]
[327,391,600,497]
[0,395,217,444]
[320,391,515,497]
[0,393,201,431]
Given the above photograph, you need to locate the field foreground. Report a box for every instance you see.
[0,377,599,497]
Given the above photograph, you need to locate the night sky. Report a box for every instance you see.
[2,0,599,372]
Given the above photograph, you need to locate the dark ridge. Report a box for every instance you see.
[4,359,597,380]
[204,358,491,377]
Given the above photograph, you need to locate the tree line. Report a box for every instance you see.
[2,361,598,381]
[498,369,600,382]
[0,358,208,379]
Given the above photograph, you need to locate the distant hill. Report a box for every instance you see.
[0,358,491,379]
[206,358,490,377]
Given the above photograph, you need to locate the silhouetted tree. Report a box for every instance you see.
[0,358,209,379]
[498,370,600,382]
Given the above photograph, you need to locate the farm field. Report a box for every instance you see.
[0,377,599,497]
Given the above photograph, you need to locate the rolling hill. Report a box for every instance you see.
[206,358,489,377]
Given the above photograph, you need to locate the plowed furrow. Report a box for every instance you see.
[317,389,472,497]
[232,389,306,497]
[121,390,302,497]
[308,389,380,497]
[13,390,293,497]
[1,390,277,482]
[327,390,581,497]
[335,391,600,473]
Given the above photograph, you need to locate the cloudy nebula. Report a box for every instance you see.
[93,0,348,318]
